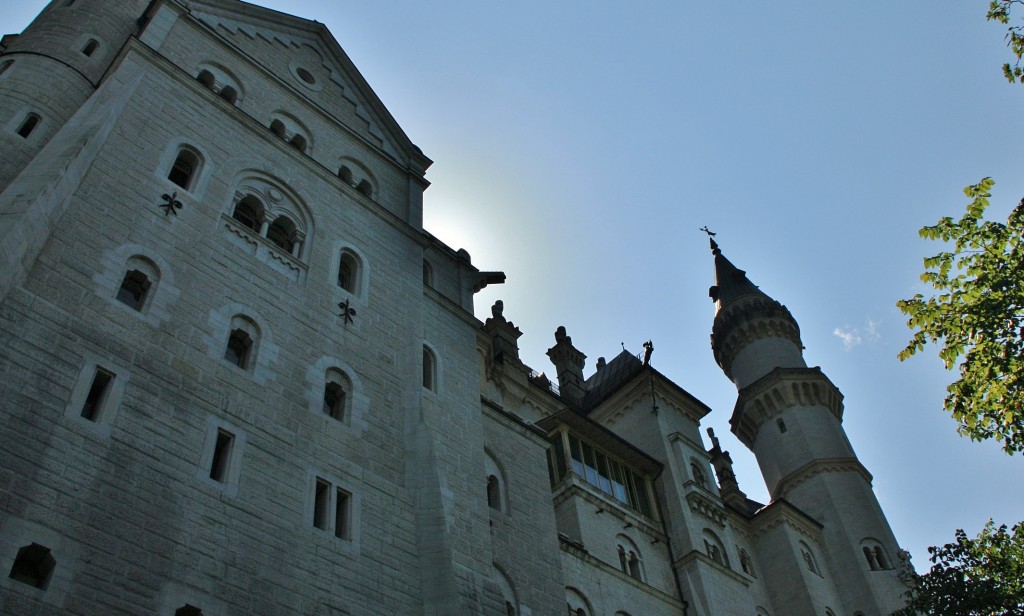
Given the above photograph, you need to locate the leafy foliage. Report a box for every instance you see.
[892,520,1024,616]
[988,0,1024,83]
[897,179,1024,454]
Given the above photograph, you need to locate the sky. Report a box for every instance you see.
[8,1,1024,574]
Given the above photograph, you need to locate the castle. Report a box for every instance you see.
[0,1,912,614]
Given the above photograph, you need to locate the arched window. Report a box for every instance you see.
[197,69,215,89]
[168,147,202,191]
[266,215,298,254]
[270,119,286,138]
[232,195,264,232]
[337,249,361,293]
[739,548,755,576]
[487,475,501,510]
[422,346,436,391]
[800,541,821,576]
[117,267,152,311]
[323,369,350,421]
[17,113,40,139]
[423,260,433,287]
[8,543,56,590]
[356,179,373,198]
[702,529,729,568]
[290,134,307,152]
[219,86,238,105]
[862,539,891,570]
[690,459,707,487]
[565,588,591,616]
[338,165,353,184]
[615,535,644,581]
[224,316,258,370]
[493,565,518,616]
[81,38,99,57]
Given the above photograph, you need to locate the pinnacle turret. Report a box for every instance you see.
[706,238,805,388]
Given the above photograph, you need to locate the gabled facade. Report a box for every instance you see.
[0,2,911,615]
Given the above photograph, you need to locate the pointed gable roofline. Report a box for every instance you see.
[186,0,432,173]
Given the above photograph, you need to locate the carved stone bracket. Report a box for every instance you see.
[685,489,728,527]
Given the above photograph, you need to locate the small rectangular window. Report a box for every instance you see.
[80,368,114,421]
[334,488,350,539]
[313,478,330,530]
[209,429,234,483]
[17,113,40,139]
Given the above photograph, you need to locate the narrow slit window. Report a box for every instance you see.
[208,429,234,483]
[334,488,350,539]
[116,269,151,310]
[81,39,99,57]
[313,478,330,530]
[8,543,56,590]
[80,368,114,421]
[422,346,436,391]
[486,475,501,510]
[17,113,40,139]
[777,417,787,433]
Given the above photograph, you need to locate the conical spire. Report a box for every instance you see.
[708,237,768,310]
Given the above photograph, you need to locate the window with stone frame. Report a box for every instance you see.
[323,369,351,422]
[8,543,56,589]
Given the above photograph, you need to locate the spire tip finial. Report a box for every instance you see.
[699,226,719,253]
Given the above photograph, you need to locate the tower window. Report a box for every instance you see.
[313,478,330,530]
[16,113,40,139]
[266,216,297,253]
[116,269,151,310]
[422,346,436,391]
[224,329,253,368]
[323,381,347,421]
[8,543,56,590]
[338,165,353,184]
[81,39,99,57]
[337,250,361,293]
[168,148,201,190]
[777,417,787,433]
[486,475,501,510]
[208,429,234,483]
[80,367,115,421]
[231,196,264,232]
[356,179,373,198]
[218,86,237,105]
[197,69,215,89]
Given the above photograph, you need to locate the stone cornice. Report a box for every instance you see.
[711,297,802,378]
[748,499,823,543]
[685,488,729,528]
[772,457,873,500]
[729,367,844,448]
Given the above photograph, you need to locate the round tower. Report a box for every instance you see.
[708,238,910,616]
[0,0,150,189]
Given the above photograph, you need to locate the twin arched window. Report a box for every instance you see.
[337,160,377,200]
[230,193,305,258]
[862,539,891,570]
[615,535,643,581]
[268,114,311,154]
[196,67,239,105]
[703,529,729,568]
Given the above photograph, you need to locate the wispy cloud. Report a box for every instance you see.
[833,318,881,351]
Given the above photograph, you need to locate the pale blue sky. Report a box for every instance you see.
[8,1,1024,572]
